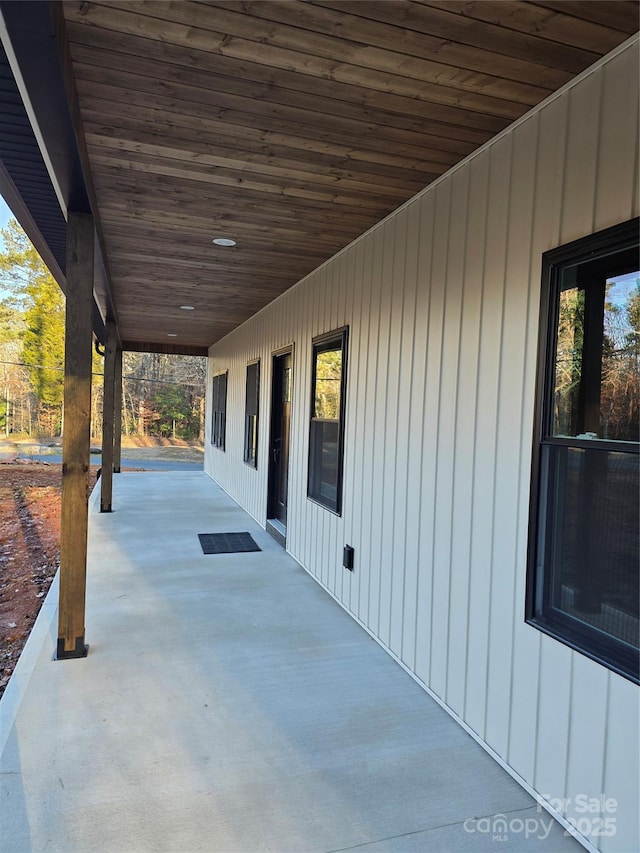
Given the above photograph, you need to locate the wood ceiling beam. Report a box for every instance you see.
[122,341,209,356]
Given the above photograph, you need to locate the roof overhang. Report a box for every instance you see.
[0,1,637,354]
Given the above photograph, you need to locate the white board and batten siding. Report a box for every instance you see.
[206,41,639,853]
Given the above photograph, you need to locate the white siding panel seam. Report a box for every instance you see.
[482,138,513,745]
[359,242,371,614]
[506,118,541,765]
[444,169,471,709]
[411,199,435,674]
[378,221,397,640]
[398,204,421,666]
[385,217,407,650]
[427,184,453,695]
[600,673,611,836]
[532,619,544,791]
[366,236,384,633]
[591,70,605,236]
[461,158,490,720]
[554,79,571,250]
[563,653,575,819]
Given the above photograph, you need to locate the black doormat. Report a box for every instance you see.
[198,532,261,555]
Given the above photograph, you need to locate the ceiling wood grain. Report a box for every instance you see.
[59,0,639,350]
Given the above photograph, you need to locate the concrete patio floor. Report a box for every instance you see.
[0,472,582,853]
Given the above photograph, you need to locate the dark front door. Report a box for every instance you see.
[267,351,292,543]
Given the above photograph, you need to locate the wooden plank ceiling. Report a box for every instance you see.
[60,0,639,351]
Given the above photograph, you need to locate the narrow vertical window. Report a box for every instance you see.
[527,219,639,683]
[244,360,260,467]
[308,327,348,514]
[211,370,227,450]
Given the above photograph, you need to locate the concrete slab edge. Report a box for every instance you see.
[0,576,59,757]
[0,480,101,755]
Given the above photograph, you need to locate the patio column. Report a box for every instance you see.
[113,345,122,473]
[100,319,118,512]
[57,211,94,660]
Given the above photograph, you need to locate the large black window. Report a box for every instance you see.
[308,327,348,514]
[527,218,639,683]
[244,360,260,467]
[211,371,227,450]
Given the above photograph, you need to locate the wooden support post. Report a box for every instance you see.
[100,320,117,512]
[113,346,122,473]
[57,212,94,660]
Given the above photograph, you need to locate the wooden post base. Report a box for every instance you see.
[55,636,89,660]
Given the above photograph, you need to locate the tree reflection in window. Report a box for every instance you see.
[554,270,639,441]
[528,219,639,683]
[308,328,348,514]
[314,349,342,419]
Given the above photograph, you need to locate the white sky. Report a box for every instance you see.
[0,195,11,229]
[0,196,14,298]
[0,196,12,254]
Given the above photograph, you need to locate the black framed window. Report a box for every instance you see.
[244,360,260,467]
[308,327,348,514]
[527,218,639,683]
[211,371,227,450]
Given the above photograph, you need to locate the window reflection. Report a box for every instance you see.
[308,331,347,514]
[545,445,639,648]
[553,268,639,442]
[314,349,342,419]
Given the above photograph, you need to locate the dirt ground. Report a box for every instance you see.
[0,439,204,698]
[0,463,99,697]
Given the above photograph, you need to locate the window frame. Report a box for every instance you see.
[526,217,639,684]
[243,359,260,468]
[307,326,349,515]
[210,370,228,451]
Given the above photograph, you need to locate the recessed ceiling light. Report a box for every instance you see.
[212,237,236,247]
[180,305,195,310]
[167,333,177,337]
